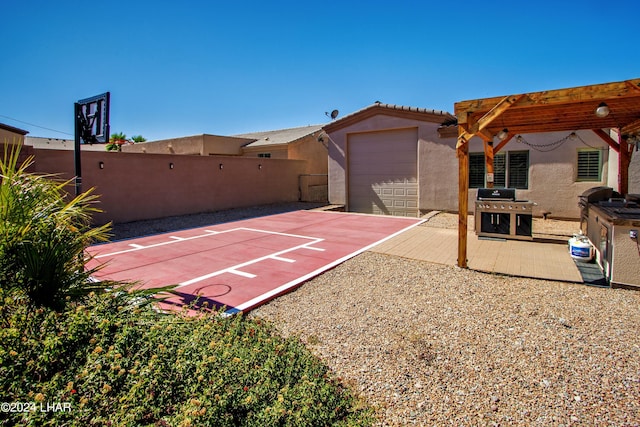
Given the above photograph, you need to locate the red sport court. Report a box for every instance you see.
[87,210,423,315]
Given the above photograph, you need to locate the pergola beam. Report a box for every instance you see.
[493,134,514,154]
[456,95,523,149]
[456,79,640,112]
[592,129,619,152]
[622,118,640,135]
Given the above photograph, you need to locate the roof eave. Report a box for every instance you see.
[0,123,29,135]
[323,103,455,133]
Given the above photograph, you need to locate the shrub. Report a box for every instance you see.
[0,144,111,309]
[0,292,373,426]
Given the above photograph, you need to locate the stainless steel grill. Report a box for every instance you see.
[475,188,534,240]
[579,186,640,288]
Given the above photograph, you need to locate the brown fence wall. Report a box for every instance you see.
[30,149,308,224]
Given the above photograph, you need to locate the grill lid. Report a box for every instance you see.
[477,188,516,201]
[579,186,616,203]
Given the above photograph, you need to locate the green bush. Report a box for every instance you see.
[0,291,373,426]
[0,144,111,309]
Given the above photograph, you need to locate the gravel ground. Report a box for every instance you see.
[252,253,640,426]
[111,206,640,426]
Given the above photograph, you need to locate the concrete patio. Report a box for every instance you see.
[370,213,584,283]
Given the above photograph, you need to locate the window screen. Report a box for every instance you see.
[469,151,529,189]
[508,151,529,189]
[577,149,601,181]
[469,153,485,188]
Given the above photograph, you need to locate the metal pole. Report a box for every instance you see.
[74,102,82,195]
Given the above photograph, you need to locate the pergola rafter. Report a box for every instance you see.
[454,78,640,268]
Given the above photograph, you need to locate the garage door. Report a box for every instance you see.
[348,128,419,217]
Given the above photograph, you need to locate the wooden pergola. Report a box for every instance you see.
[455,78,640,268]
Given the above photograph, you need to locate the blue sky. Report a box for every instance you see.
[1,0,639,141]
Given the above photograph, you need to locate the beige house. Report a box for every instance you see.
[324,103,625,219]
[25,136,108,151]
[1,123,34,168]
[122,125,327,175]
[1,122,29,145]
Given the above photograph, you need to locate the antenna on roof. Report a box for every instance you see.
[325,109,339,120]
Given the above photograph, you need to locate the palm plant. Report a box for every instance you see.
[0,144,112,309]
[130,135,146,143]
[109,132,127,143]
[106,132,128,151]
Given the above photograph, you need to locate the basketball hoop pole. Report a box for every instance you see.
[73,102,82,196]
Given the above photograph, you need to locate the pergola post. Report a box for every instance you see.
[619,133,630,195]
[457,132,469,268]
[593,129,632,195]
[484,139,494,188]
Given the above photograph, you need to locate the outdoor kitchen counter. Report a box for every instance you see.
[585,203,640,289]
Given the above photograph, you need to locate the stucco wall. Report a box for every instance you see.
[328,113,615,219]
[287,137,328,175]
[466,130,610,219]
[0,143,34,172]
[32,149,306,224]
[242,134,327,174]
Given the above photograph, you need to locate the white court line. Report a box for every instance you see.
[95,227,320,258]
[270,255,295,263]
[169,236,185,241]
[228,269,257,278]
[230,218,426,314]
[301,245,325,252]
[176,235,324,288]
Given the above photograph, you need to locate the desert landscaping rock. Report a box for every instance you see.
[252,251,640,426]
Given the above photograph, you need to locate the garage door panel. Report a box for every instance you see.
[348,129,418,217]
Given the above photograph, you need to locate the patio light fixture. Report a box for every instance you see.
[497,128,509,141]
[595,102,610,118]
[98,161,104,169]
[219,163,224,170]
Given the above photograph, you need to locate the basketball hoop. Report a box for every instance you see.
[74,92,110,195]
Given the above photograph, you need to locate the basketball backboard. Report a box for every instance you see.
[76,92,110,144]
